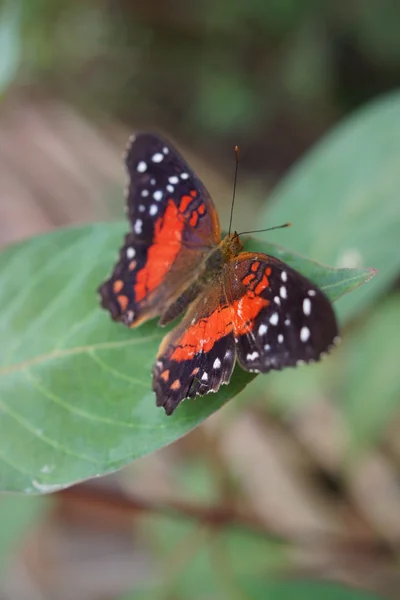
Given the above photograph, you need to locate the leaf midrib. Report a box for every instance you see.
[0,333,159,377]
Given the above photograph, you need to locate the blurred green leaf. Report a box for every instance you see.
[193,69,261,134]
[221,528,287,577]
[0,494,47,575]
[140,514,222,598]
[239,578,384,600]
[0,1,20,93]
[137,514,287,599]
[0,223,373,493]
[339,295,400,454]
[355,0,400,64]
[261,90,400,322]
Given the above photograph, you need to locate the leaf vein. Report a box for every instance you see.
[0,395,100,465]
[88,350,148,388]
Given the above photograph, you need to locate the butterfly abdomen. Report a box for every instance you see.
[159,238,237,325]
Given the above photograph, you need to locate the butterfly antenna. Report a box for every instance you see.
[228,145,239,235]
[238,222,292,236]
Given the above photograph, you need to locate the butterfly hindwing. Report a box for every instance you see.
[224,252,339,373]
[98,133,221,328]
[153,251,339,415]
[153,284,236,415]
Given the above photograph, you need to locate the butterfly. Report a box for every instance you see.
[98,133,339,415]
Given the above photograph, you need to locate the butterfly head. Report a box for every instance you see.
[221,231,244,260]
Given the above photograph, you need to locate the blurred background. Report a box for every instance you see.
[1,0,400,599]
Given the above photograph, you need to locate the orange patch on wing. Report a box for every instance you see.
[265,267,272,276]
[232,295,269,333]
[242,273,255,286]
[179,195,193,212]
[113,280,124,293]
[134,200,184,302]
[128,260,137,271]
[254,273,270,295]
[251,261,260,272]
[117,295,129,311]
[171,295,269,362]
[161,369,170,382]
[190,190,197,197]
[191,367,200,375]
[170,379,181,390]
[198,203,206,215]
[189,211,199,227]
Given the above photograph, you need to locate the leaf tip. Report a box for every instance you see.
[366,267,378,281]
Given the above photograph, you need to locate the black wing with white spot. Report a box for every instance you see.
[223,253,340,374]
[152,283,236,416]
[98,133,221,328]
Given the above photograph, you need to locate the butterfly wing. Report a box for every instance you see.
[224,252,339,373]
[99,133,221,327]
[152,282,236,415]
[153,251,339,415]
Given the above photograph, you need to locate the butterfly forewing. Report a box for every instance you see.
[98,133,221,328]
[224,252,339,373]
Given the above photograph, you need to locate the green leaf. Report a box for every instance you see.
[339,295,400,455]
[261,90,400,321]
[0,494,47,575]
[0,223,373,493]
[0,1,21,94]
[239,579,384,600]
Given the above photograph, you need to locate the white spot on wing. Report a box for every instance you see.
[126,247,136,259]
[281,271,288,282]
[141,189,149,197]
[134,219,143,234]
[264,344,270,351]
[303,298,312,316]
[246,351,259,361]
[153,190,163,201]
[167,184,174,193]
[169,176,179,184]
[278,334,284,343]
[270,313,279,326]
[163,146,169,154]
[258,324,267,336]
[139,204,145,212]
[280,286,287,299]
[213,358,221,369]
[300,326,310,342]
[152,152,163,163]
[149,204,158,216]
[180,172,189,179]
[274,297,281,305]
[308,289,316,296]
[137,161,147,173]
[150,178,156,185]
[201,372,208,381]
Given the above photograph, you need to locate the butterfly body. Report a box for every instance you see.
[99,133,339,415]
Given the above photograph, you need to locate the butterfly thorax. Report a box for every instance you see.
[159,233,243,326]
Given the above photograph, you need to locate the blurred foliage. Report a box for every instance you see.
[0,494,47,575]
[2,0,400,177]
[0,1,21,94]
